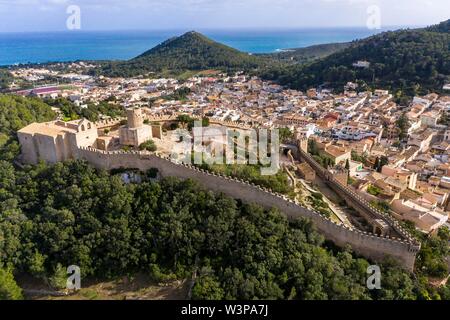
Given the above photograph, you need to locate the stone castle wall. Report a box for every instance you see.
[297,142,419,245]
[94,118,126,129]
[77,146,420,271]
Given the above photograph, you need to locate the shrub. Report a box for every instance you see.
[139,140,157,152]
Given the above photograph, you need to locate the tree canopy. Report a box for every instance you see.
[0,160,448,300]
[261,42,351,64]
[0,70,13,90]
[44,97,126,122]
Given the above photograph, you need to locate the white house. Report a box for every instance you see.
[353,61,371,68]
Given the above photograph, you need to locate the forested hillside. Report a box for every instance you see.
[425,19,450,33]
[97,31,270,77]
[263,42,351,64]
[1,160,450,300]
[260,20,450,98]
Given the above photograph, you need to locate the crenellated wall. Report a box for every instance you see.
[128,113,256,129]
[94,118,126,129]
[94,115,261,135]
[76,146,421,271]
[296,140,419,245]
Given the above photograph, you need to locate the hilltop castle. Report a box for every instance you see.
[18,108,158,164]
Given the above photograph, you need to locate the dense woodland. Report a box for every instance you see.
[260,22,450,101]
[261,42,351,64]
[426,19,450,33]
[1,160,450,300]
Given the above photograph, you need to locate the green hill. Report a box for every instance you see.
[98,31,270,77]
[260,20,450,99]
[262,42,351,64]
[425,19,450,33]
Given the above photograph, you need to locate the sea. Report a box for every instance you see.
[0,27,399,66]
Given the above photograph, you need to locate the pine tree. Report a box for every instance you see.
[0,268,23,300]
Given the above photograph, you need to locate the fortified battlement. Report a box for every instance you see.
[144,113,256,130]
[209,119,254,130]
[76,146,420,271]
[297,138,419,245]
[148,115,177,121]
[95,114,257,131]
[94,118,126,129]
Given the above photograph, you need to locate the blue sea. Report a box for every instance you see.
[0,28,397,66]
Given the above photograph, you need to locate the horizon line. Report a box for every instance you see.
[0,25,424,35]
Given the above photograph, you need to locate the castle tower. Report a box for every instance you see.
[120,108,152,147]
[127,108,144,129]
[298,138,308,154]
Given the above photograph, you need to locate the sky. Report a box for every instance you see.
[0,0,448,32]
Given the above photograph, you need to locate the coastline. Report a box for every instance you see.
[0,27,393,66]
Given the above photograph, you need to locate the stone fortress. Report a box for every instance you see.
[18,108,162,164]
[17,118,98,164]
[17,109,421,271]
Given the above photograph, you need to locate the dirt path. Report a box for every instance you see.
[18,274,190,301]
